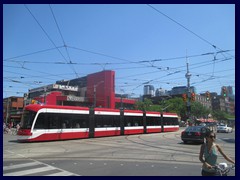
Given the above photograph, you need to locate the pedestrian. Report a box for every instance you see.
[3,122,6,132]
[8,121,13,129]
[199,131,235,176]
[16,124,20,131]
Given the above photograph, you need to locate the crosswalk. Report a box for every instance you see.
[3,160,80,176]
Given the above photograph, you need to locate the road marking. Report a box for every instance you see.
[3,150,80,176]
[4,166,56,176]
[47,171,79,176]
[3,161,41,170]
[3,161,80,176]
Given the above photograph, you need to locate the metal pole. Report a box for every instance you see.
[161,104,171,133]
[93,85,96,107]
[44,87,47,104]
[185,53,191,121]
[6,97,10,124]
[120,94,123,109]
[120,89,124,110]
[5,86,12,124]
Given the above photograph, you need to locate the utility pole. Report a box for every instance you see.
[120,89,124,110]
[160,104,171,132]
[5,86,12,124]
[120,94,123,109]
[185,52,191,122]
[93,85,97,107]
[6,97,10,124]
[44,87,47,104]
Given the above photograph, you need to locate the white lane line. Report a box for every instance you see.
[3,166,56,176]
[3,161,41,170]
[47,171,80,176]
[4,150,81,176]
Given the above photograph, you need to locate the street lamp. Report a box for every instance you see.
[161,104,171,132]
[93,81,104,107]
[44,87,47,104]
[5,86,12,124]
[120,89,125,110]
[161,94,172,132]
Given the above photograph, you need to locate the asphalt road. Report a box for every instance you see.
[3,127,235,176]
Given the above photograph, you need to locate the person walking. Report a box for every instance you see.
[199,131,235,176]
[16,123,20,131]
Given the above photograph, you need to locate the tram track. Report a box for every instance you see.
[69,133,202,164]
[4,131,234,165]
[125,134,199,156]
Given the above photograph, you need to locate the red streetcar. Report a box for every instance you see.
[17,104,179,142]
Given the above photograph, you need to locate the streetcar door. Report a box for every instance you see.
[161,113,164,132]
[89,108,95,138]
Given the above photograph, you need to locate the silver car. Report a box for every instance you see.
[217,124,233,133]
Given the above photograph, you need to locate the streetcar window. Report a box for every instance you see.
[146,117,160,126]
[48,114,59,129]
[21,110,36,129]
[58,113,89,129]
[34,113,46,129]
[163,117,179,125]
[33,113,89,129]
[61,114,72,128]
[72,114,89,128]
[124,116,143,127]
[95,115,120,128]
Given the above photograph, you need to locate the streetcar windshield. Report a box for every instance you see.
[20,110,37,129]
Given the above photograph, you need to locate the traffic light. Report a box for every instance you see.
[206,91,210,101]
[182,93,187,102]
[222,87,227,97]
[191,93,195,101]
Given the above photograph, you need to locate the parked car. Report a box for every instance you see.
[181,126,211,144]
[199,123,206,126]
[217,124,233,133]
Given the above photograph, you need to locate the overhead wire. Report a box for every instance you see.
[3,46,64,61]
[4,48,233,96]
[4,5,234,96]
[146,4,235,83]
[24,4,78,77]
[4,49,234,67]
[49,4,79,77]
[147,4,234,57]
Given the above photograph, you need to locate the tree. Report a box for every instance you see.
[135,97,186,118]
[134,97,213,121]
[191,101,211,118]
[212,110,228,120]
[159,97,186,117]
[135,98,154,111]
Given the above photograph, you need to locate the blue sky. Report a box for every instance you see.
[3,4,235,98]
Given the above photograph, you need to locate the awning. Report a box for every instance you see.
[197,119,216,122]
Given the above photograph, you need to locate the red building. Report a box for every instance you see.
[28,70,136,109]
[87,70,115,108]
[3,96,24,125]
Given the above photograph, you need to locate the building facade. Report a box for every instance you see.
[170,86,196,96]
[3,96,24,125]
[27,70,136,109]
